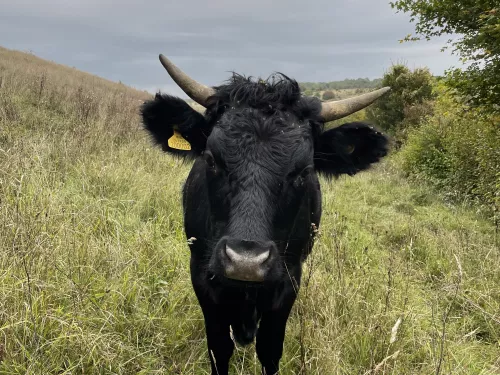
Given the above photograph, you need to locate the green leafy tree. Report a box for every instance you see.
[391,0,500,112]
[366,64,435,143]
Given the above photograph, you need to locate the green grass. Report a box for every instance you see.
[0,46,499,374]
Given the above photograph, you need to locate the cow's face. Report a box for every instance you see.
[202,105,318,282]
[141,72,389,283]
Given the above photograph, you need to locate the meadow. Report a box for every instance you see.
[0,46,499,374]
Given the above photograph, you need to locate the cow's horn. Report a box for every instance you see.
[320,87,391,122]
[159,54,215,107]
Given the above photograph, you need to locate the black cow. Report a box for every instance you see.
[140,54,390,375]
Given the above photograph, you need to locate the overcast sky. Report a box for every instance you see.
[0,0,461,98]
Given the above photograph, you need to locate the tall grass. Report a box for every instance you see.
[0,46,499,374]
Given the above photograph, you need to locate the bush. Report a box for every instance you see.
[366,64,435,144]
[322,90,336,100]
[398,84,500,220]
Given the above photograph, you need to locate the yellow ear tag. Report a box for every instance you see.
[168,130,191,151]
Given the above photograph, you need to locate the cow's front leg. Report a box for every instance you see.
[256,286,298,374]
[202,305,234,375]
[191,259,234,374]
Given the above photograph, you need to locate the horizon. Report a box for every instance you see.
[1,44,440,99]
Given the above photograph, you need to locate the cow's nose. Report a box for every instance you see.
[225,246,270,265]
[221,239,275,282]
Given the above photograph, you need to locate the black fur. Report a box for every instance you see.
[314,122,389,177]
[206,73,323,123]
[140,72,389,375]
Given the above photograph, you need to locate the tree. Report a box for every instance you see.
[366,64,435,143]
[391,0,500,113]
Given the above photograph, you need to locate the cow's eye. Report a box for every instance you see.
[291,165,313,188]
[204,151,216,169]
[299,165,313,178]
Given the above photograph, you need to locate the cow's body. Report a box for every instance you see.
[183,135,320,374]
[141,60,389,374]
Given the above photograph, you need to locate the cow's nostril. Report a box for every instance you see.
[225,246,270,265]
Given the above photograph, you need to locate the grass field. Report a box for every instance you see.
[0,46,499,374]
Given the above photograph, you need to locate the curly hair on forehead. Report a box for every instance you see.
[204,73,323,125]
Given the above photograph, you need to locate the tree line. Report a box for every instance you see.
[299,78,383,92]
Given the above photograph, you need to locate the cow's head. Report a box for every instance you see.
[141,55,389,283]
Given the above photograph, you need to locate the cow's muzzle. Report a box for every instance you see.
[216,238,277,282]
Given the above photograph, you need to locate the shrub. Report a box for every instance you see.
[322,90,336,100]
[366,64,435,144]
[399,84,500,221]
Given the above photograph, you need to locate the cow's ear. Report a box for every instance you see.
[314,122,389,177]
[141,93,210,158]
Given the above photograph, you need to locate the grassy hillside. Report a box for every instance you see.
[0,46,499,374]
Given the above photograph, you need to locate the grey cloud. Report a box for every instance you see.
[1,0,462,99]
